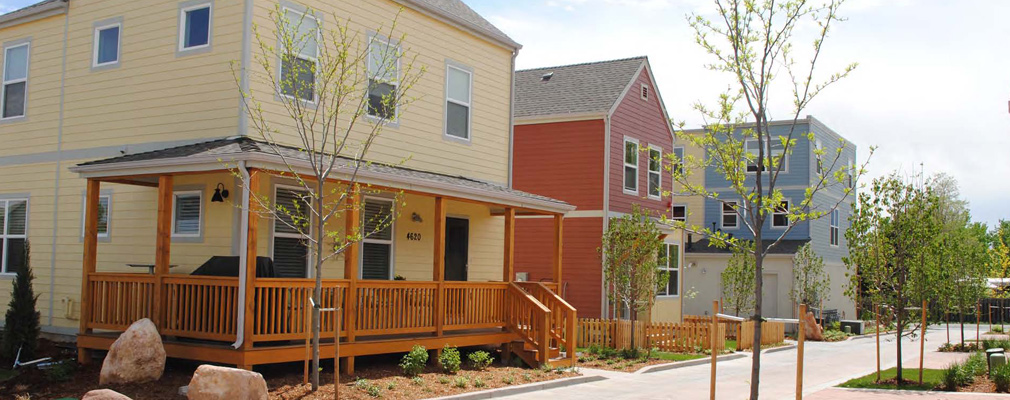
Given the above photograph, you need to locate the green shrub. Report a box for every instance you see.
[399,345,428,377]
[993,364,1010,392]
[943,362,970,390]
[502,374,514,384]
[474,377,486,388]
[586,343,601,355]
[468,351,493,371]
[453,376,468,388]
[44,360,76,383]
[618,347,641,360]
[964,352,987,377]
[411,376,424,386]
[367,385,381,397]
[994,326,1005,333]
[439,345,461,374]
[438,376,450,385]
[597,346,618,359]
[355,377,381,397]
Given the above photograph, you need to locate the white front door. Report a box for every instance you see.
[762,273,778,318]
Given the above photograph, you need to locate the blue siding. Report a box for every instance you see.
[807,119,858,264]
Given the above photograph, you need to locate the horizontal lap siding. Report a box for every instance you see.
[512,119,605,210]
[0,15,65,157]
[608,67,673,215]
[514,217,602,318]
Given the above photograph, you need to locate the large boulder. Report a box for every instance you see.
[82,389,133,400]
[187,364,268,400]
[99,318,166,385]
[803,311,824,341]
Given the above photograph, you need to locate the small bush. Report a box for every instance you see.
[367,385,381,397]
[453,376,468,388]
[439,345,461,374]
[964,352,987,377]
[586,343,601,355]
[438,376,450,385]
[618,347,641,359]
[411,376,424,386]
[468,351,493,371]
[994,326,1005,333]
[354,378,382,397]
[399,345,428,377]
[522,372,532,381]
[502,374,514,384]
[474,377,486,388]
[943,362,970,390]
[386,382,396,390]
[993,364,1010,392]
[598,346,618,359]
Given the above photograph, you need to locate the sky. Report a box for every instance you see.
[1,0,1007,227]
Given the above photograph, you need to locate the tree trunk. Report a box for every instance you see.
[311,180,325,391]
[750,235,764,400]
[960,309,965,347]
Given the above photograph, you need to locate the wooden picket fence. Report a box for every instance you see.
[737,320,786,350]
[684,315,741,340]
[577,318,725,352]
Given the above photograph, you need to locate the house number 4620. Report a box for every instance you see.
[406,232,422,241]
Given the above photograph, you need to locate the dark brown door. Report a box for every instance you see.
[444,217,469,281]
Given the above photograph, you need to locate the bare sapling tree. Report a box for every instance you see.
[233,6,424,390]
[600,205,668,353]
[665,1,871,397]
[791,242,830,309]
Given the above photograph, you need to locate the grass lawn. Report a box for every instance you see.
[725,340,737,351]
[838,368,943,391]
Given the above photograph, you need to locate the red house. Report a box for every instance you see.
[512,56,684,320]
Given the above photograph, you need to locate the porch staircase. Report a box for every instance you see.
[504,282,577,368]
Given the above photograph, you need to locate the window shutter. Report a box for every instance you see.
[273,236,308,278]
[174,195,201,234]
[363,200,393,240]
[7,201,26,235]
[361,242,391,279]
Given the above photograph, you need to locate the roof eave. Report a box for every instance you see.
[0,0,67,29]
[514,112,607,125]
[393,0,521,51]
[70,153,575,214]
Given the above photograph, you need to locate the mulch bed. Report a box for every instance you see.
[576,356,672,372]
[960,376,998,393]
[0,343,578,400]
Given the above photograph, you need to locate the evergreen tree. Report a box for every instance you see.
[3,242,40,361]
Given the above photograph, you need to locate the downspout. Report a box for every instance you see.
[601,114,612,318]
[507,50,517,188]
[232,160,251,349]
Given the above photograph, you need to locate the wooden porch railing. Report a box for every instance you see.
[162,276,239,341]
[252,279,348,341]
[443,282,507,330]
[85,273,155,331]
[516,282,576,364]
[505,283,551,365]
[355,281,439,336]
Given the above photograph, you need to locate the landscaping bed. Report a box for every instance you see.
[576,345,707,372]
[0,345,578,400]
[838,349,1010,394]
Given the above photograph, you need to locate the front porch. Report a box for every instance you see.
[71,138,577,371]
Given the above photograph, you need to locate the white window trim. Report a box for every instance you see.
[365,35,401,123]
[657,242,680,298]
[814,139,823,175]
[1,42,29,121]
[721,200,739,229]
[772,199,790,228]
[360,196,396,280]
[92,22,122,68]
[829,209,840,247]
[170,190,202,238]
[647,145,662,200]
[80,194,112,239]
[277,6,320,104]
[0,198,29,275]
[272,185,313,277]
[671,204,687,223]
[847,158,855,186]
[745,138,788,174]
[444,63,473,142]
[178,2,213,52]
[672,146,685,175]
[623,137,639,195]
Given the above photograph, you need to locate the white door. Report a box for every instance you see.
[762,273,778,318]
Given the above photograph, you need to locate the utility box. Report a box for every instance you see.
[840,320,865,335]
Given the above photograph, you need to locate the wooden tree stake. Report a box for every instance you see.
[875,304,881,383]
[710,300,718,400]
[797,304,806,400]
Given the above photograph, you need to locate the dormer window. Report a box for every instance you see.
[640,84,649,101]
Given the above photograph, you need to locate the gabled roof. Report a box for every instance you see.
[395,0,520,50]
[0,0,67,28]
[514,56,647,120]
[71,137,573,213]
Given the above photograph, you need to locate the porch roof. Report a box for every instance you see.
[69,137,575,214]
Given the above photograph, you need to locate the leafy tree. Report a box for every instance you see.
[791,243,829,308]
[845,172,944,385]
[3,242,39,360]
[237,7,423,390]
[667,1,867,396]
[721,241,756,317]
[600,205,668,350]
[990,220,1010,289]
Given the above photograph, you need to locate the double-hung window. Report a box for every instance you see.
[273,187,310,278]
[657,243,679,296]
[647,146,661,199]
[814,140,823,175]
[81,194,111,238]
[2,42,28,119]
[672,146,685,175]
[279,8,318,101]
[623,138,638,193]
[847,158,855,186]
[0,199,28,275]
[829,209,840,246]
[179,3,212,51]
[93,22,121,67]
[721,201,738,229]
[745,138,786,173]
[367,37,399,120]
[361,198,394,280]
[445,64,472,140]
[772,200,789,228]
[671,205,687,223]
[172,191,202,237]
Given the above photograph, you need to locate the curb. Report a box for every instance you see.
[638,353,748,374]
[762,344,797,354]
[431,375,607,399]
[827,387,1010,398]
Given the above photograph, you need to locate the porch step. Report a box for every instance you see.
[507,340,562,368]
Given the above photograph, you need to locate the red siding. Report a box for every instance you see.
[513,120,606,210]
[514,217,604,318]
[608,67,674,215]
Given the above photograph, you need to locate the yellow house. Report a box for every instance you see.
[0,0,577,370]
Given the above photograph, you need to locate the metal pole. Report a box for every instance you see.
[797,304,806,400]
[710,300,718,400]
[919,300,926,384]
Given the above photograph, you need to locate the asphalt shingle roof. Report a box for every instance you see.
[685,239,811,255]
[75,137,568,207]
[410,0,517,48]
[514,56,647,119]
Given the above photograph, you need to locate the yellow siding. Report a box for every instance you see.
[0,15,65,157]
[675,136,706,229]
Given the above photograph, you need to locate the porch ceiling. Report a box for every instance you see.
[68,137,575,214]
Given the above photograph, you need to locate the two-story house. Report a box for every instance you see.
[511,56,685,322]
[679,116,858,319]
[0,0,576,371]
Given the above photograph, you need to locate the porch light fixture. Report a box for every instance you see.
[411,212,423,223]
[212,183,229,203]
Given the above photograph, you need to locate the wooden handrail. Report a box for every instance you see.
[505,283,552,365]
[515,282,577,366]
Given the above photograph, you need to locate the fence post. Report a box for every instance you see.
[797,304,806,400]
[710,301,718,400]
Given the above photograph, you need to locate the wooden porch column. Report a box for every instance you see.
[552,214,563,285]
[503,207,515,282]
[77,179,101,364]
[153,175,173,329]
[342,185,361,374]
[433,197,446,337]
[241,170,260,354]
